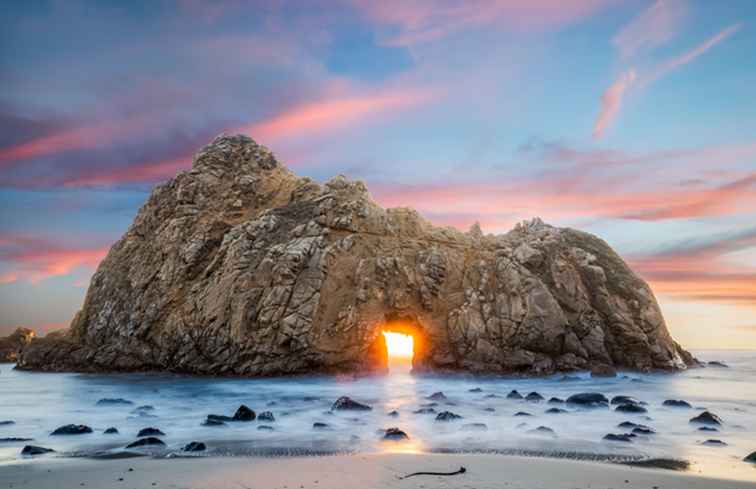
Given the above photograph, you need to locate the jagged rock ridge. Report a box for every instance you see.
[1,328,35,362]
[17,134,693,375]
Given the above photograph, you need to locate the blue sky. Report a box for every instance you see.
[1,0,755,348]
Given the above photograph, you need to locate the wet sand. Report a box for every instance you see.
[2,453,755,489]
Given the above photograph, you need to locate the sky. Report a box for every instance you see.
[0,0,755,349]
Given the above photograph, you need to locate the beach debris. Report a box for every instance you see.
[435,411,462,422]
[21,445,55,456]
[137,427,164,437]
[233,405,256,421]
[399,466,466,479]
[125,437,165,448]
[183,441,206,452]
[689,411,722,425]
[50,424,93,436]
[620,459,689,471]
[331,396,372,411]
[663,399,692,408]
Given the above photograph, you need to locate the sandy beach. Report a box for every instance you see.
[2,453,755,489]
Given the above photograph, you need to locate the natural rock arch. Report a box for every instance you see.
[17,134,694,376]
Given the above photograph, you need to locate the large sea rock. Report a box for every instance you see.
[16,135,694,376]
[0,328,35,362]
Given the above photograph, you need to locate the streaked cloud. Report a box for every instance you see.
[593,70,636,139]
[612,0,687,59]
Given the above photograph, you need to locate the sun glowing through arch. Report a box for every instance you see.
[382,331,414,359]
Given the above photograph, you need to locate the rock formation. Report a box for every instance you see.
[17,134,694,376]
[0,327,35,362]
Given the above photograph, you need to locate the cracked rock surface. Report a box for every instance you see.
[17,134,694,376]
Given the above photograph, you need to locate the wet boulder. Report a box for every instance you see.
[615,403,647,414]
[382,427,409,441]
[257,411,275,422]
[312,422,331,430]
[202,418,226,427]
[566,393,608,407]
[183,441,206,452]
[744,451,756,463]
[663,399,692,408]
[707,361,728,368]
[547,397,564,404]
[126,437,165,448]
[233,405,256,421]
[528,426,555,436]
[331,396,372,411]
[690,411,722,426]
[413,407,436,414]
[514,411,533,417]
[1,437,33,442]
[387,410,399,418]
[461,423,488,431]
[21,445,54,456]
[506,390,523,399]
[206,414,233,423]
[468,387,482,393]
[435,411,462,422]
[0,420,15,426]
[603,433,635,442]
[96,398,134,406]
[545,407,567,414]
[257,425,274,431]
[702,439,727,446]
[610,396,640,405]
[137,427,164,437]
[103,427,119,434]
[525,392,544,402]
[427,392,447,401]
[50,424,93,436]
[632,426,656,435]
[698,426,718,432]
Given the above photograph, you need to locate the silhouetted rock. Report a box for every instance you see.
[427,392,447,401]
[387,410,399,417]
[632,426,655,435]
[257,411,275,422]
[566,393,608,406]
[0,420,15,426]
[610,395,639,405]
[616,403,647,413]
[690,411,722,426]
[413,407,436,414]
[202,418,226,426]
[525,392,544,402]
[126,437,165,448]
[331,396,371,411]
[468,387,482,393]
[103,427,119,434]
[383,427,409,440]
[257,425,274,431]
[514,411,533,417]
[698,426,718,432]
[312,422,331,430]
[15,135,693,377]
[707,361,728,368]
[528,426,555,436]
[233,405,256,421]
[547,397,564,404]
[545,407,567,414]
[21,445,54,456]
[1,438,33,442]
[137,427,164,437]
[744,451,756,463]
[663,399,691,408]
[50,424,92,435]
[506,390,523,399]
[0,327,35,362]
[604,433,634,442]
[183,441,206,452]
[435,411,462,422]
[702,439,727,446]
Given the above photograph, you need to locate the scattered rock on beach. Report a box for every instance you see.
[525,392,544,402]
[698,426,718,432]
[1,437,33,442]
[233,405,256,421]
[435,411,462,422]
[615,403,647,414]
[611,396,639,405]
[744,451,756,463]
[413,407,436,414]
[632,426,656,435]
[103,427,119,434]
[702,439,727,446]
[461,423,488,431]
[483,407,496,412]
[257,425,274,431]
[566,393,608,406]
[707,361,728,368]
[604,433,635,442]
[257,411,275,422]
[21,445,54,456]
[206,414,232,423]
[528,426,555,436]
[0,420,15,426]
[126,437,165,448]
[690,411,722,426]
[137,428,164,437]
[547,397,564,404]
[506,390,523,399]
[427,392,447,401]
[468,388,482,393]
[663,399,692,408]
[183,441,206,452]
[387,410,399,418]
[96,398,133,406]
[382,427,409,440]
[202,418,226,427]
[545,407,567,414]
[331,396,371,411]
[312,422,331,430]
[50,424,93,436]
[514,411,533,417]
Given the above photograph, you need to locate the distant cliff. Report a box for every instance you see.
[1,327,35,362]
[18,134,694,375]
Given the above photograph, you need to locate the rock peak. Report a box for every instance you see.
[17,135,693,376]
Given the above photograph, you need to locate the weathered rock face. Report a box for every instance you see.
[17,134,694,376]
[0,327,35,362]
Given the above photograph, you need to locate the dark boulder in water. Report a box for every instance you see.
[331,396,371,411]
[51,424,93,436]
[126,437,165,448]
[663,399,692,408]
[545,407,567,414]
[103,427,119,434]
[257,411,275,422]
[1,437,33,442]
[137,427,164,437]
[435,411,462,422]
[698,426,718,432]
[632,426,656,435]
[257,425,274,431]
[21,445,54,456]
[604,433,635,442]
[615,403,647,414]
[485,393,502,399]
[413,407,436,414]
[0,420,15,426]
[547,397,564,404]
[97,398,134,406]
[383,427,409,440]
[202,418,226,427]
[514,411,533,417]
[132,405,155,413]
[312,422,331,430]
[690,411,722,425]
[427,391,447,401]
[461,423,488,431]
[233,405,256,421]
[566,393,608,406]
[206,414,233,423]
[744,451,756,463]
[506,390,523,399]
[387,410,399,418]
[483,407,496,412]
[702,439,727,446]
[610,396,639,405]
[525,392,544,402]
[528,426,555,436]
[183,441,206,452]
[707,361,728,368]
[468,387,482,393]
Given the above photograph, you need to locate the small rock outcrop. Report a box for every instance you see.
[16,134,694,376]
[0,328,35,362]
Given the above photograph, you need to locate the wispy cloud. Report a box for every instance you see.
[593,70,636,139]
[612,0,687,59]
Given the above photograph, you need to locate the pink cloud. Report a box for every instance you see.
[0,235,109,284]
[592,70,636,139]
[612,0,687,59]
[236,89,438,142]
[63,155,191,187]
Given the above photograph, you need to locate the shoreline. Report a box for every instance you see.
[1,452,754,489]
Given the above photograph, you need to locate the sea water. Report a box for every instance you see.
[1,349,754,481]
